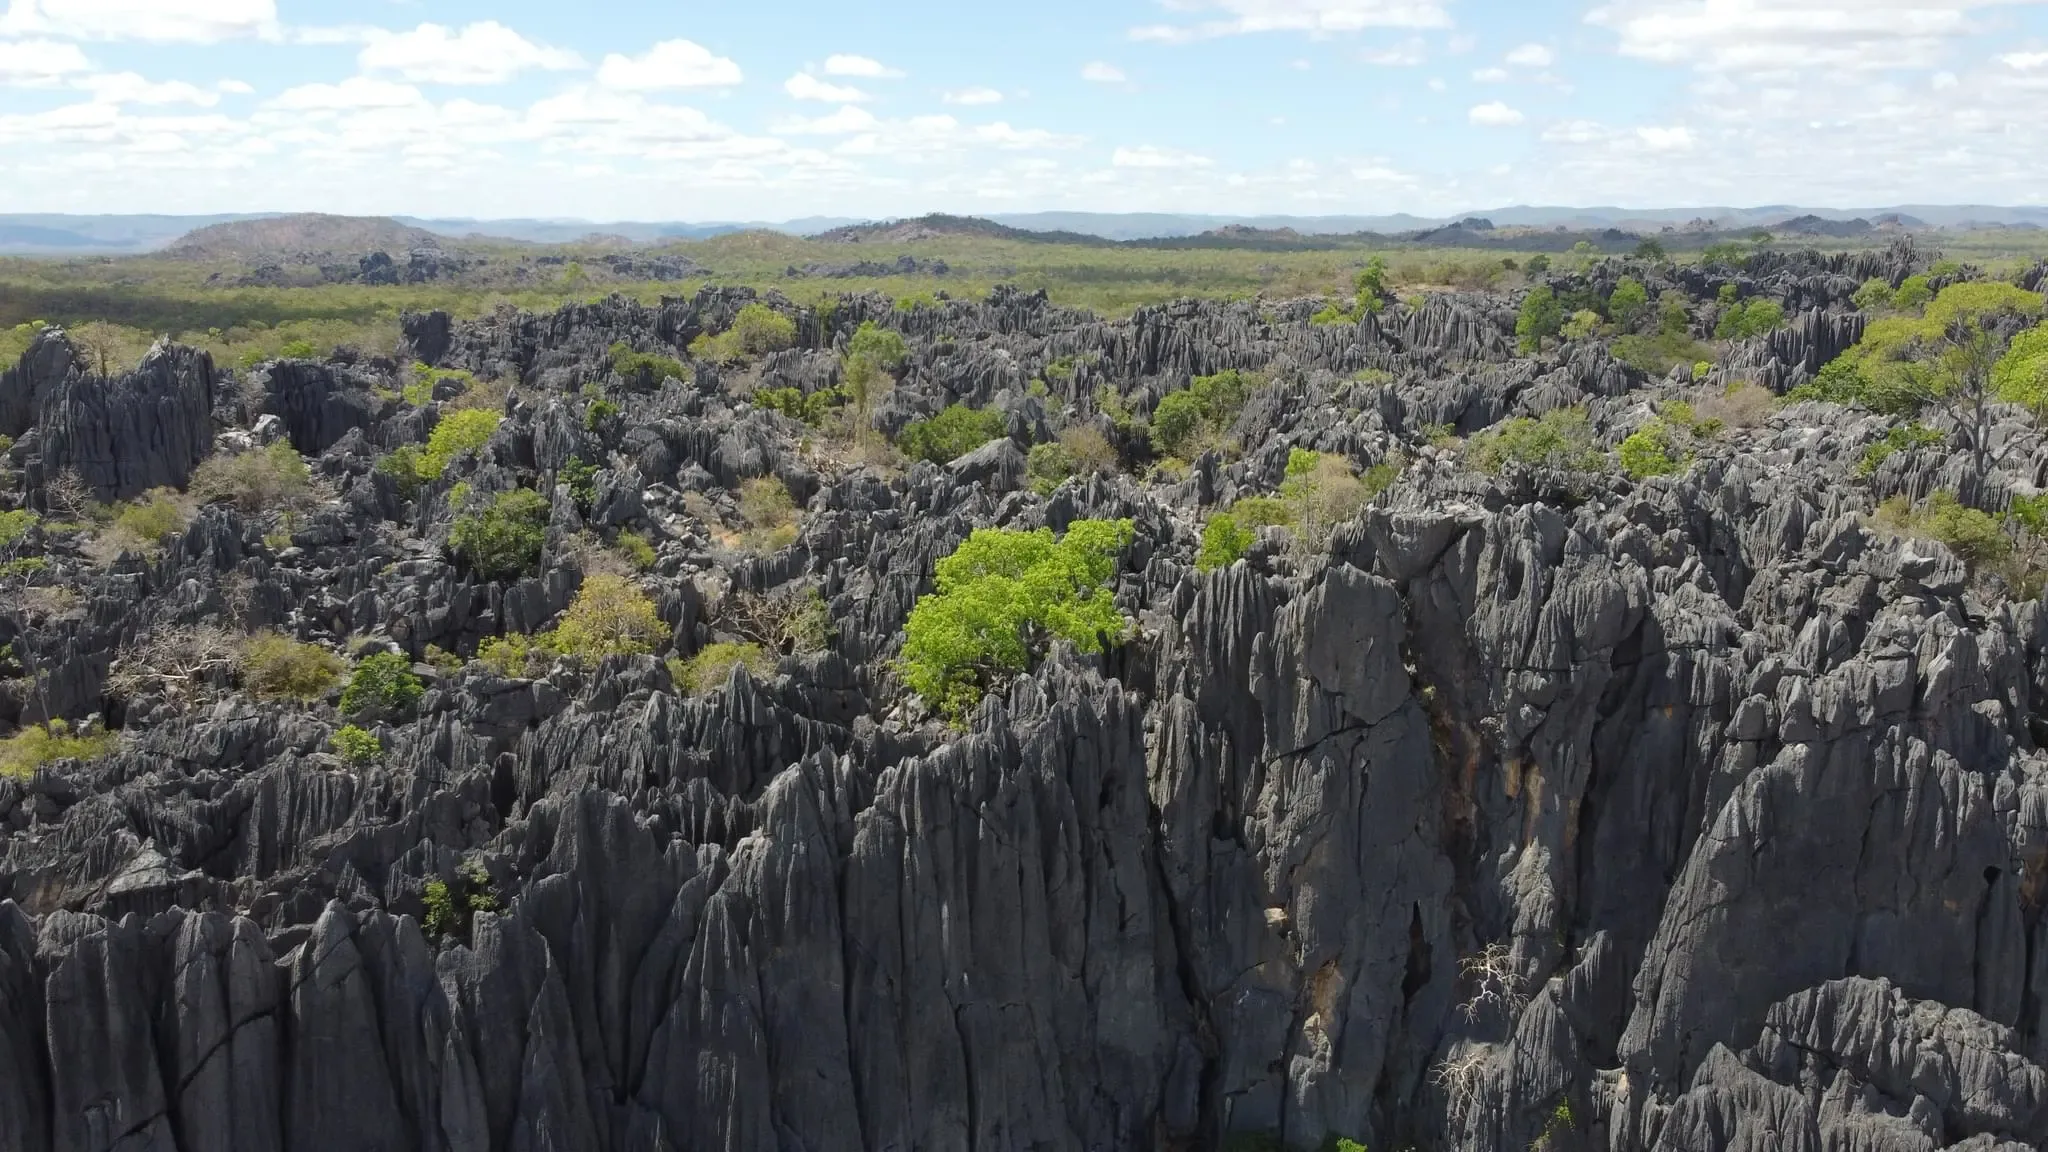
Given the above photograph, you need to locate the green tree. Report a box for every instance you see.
[899,519,1134,719]
[1635,237,1667,261]
[449,488,550,580]
[899,405,1006,464]
[1516,286,1564,353]
[1562,310,1602,341]
[1715,297,1786,341]
[1852,278,1896,312]
[1197,513,1256,571]
[331,725,382,765]
[418,409,501,481]
[1608,278,1650,331]
[1618,419,1686,479]
[240,633,345,701]
[1468,407,1603,474]
[841,321,910,449]
[552,573,666,661]
[1994,324,2048,421]
[340,651,424,717]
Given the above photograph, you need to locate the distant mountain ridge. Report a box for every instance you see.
[164,214,446,260]
[4,204,2048,255]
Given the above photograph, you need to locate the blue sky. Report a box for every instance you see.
[3,0,2048,220]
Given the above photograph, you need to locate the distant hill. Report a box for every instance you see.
[165,214,445,259]
[813,213,1114,247]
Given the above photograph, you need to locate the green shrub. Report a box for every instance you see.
[847,321,909,369]
[673,641,776,695]
[1715,297,1786,340]
[331,724,382,765]
[899,519,1134,719]
[1613,331,1713,376]
[1150,369,1255,458]
[191,440,310,514]
[1618,419,1687,480]
[277,338,319,360]
[0,721,115,778]
[476,633,547,678]
[1609,278,1650,329]
[1277,451,1372,555]
[449,488,549,580]
[1562,309,1603,341]
[558,457,596,511]
[551,573,666,662]
[416,409,500,481]
[1894,274,1934,311]
[689,304,797,365]
[737,476,800,551]
[1857,423,1945,476]
[240,632,345,701]
[608,341,688,386]
[1516,286,1564,352]
[899,405,1006,464]
[1878,491,2010,573]
[584,397,621,430]
[615,530,657,570]
[1468,407,1603,474]
[1853,278,1896,312]
[340,651,423,716]
[756,385,841,426]
[1198,513,1256,571]
[106,489,191,555]
[1232,495,1294,528]
[422,860,497,940]
[1027,441,1077,495]
[0,508,37,550]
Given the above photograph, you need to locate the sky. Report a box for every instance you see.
[2,0,2048,221]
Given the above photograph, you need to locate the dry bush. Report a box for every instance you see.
[1457,943,1529,1022]
[738,476,800,552]
[16,586,77,623]
[1696,381,1776,430]
[716,584,832,655]
[85,488,193,564]
[1060,425,1120,477]
[1429,1047,1493,1121]
[190,440,316,516]
[108,624,242,702]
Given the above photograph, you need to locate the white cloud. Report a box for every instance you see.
[1363,38,1425,65]
[823,54,903,78]
[267,77,424,112]
[1468,100,1524,125]
[359,22,583,86]
[75,70,218,105]
[2001,50,2048,69]
[1427,76,1446,90]
[0,37,89,84]
[785,73,869,102]
[775,104,880,135]
[942,86,1004,105]
[1505,43,1554,67]
[1081,61,1127,83]
[596,40,742,90]
[1112,144,1213,168]
[1130,0,1453,43]
[1635,124,1695,150]
[215,78,251,94]
[1,0,278,43]
[1586,0,2027,73]
[1472,66,1508,81]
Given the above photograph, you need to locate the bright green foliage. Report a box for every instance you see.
[551,573,666,662]
[756,385,840,426]
[417,408,500,481]
[275,338,319,359]
[0,721,115,778]
[616,531,657,570]
[191,440,310,515]
[1995,325,2048,419]
[1889,491,2010,572]
[107,489,191,555]
[1853,278,1896,312]
[423,861,497,941]
[1715,297,1786,340]
[1609,278,1650,330]
[1151,369,1255,458]
[240,633,345,701]
[1516,286,1564,352]
[1467,407,1603,474]
[899,404,1006,464]
[1858,423,1945,475]
[449,488,549,580]
[0,509,37,550]
[1197,514,1256,571]
[1618,419,1687,480]
[476,633,547,678]
[1793,282,2045,414]
[1311,256,1391,325]
[690,303,798,364]
[1562,310,1602,341]
[340,651,423,716]
[1231,496,1294,528]
[584,397,620,430]
[673,642,776,695]
[899,519,1134,719]
[558,457,596,511]
[608,341,688,385]
[1894,275,1934,311]
[1027,441,1077,495]
[847,321,909,369]
[331,725,382,765]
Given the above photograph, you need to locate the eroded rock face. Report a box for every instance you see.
[4,253,2048,1151]
[29,337,216,502]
